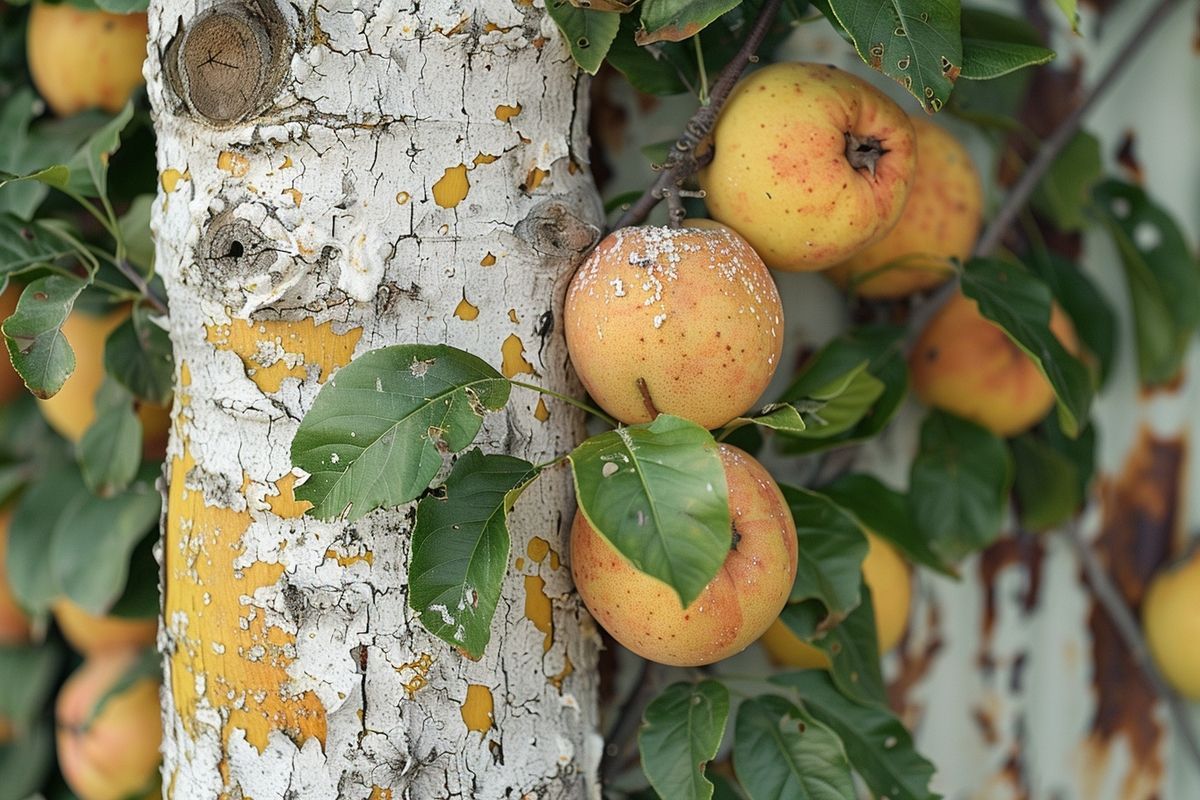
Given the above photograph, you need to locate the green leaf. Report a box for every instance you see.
[1031,131,1101,232]
[290,344,510,521]
[818,474,957,577]
[104,304,174,406]
[106,532,160,620]
[778,326,908,455]
[8,465,86,615]
[778,485,867,623]
[1026,250,1116,386]
[51,465,162,613]
[0,89,61,218]
[0,718,55,800]
[1039,411,1096,502]
[2,274,88,399]
[1092,180,1200,386]
[78,380,142,496]
[1053,0,1078,32]
[773,670,942,800]
[94,0,149,11]
[778,347,885,440]
[722,403,807,436]
[1011,434,1080,532]
[961,258,1093,437]
[117,194,155,273]
[779,592,887,707]
[569,414,729,607]
[821,0,962,113]
[959,7,1053,80]
[606,14,693,95]
[65,103,135,199]
[638,0,742,44]
[909,410,1012,562]
[545,0,621,75]
[733,694,855,800]
[0,214,79,278]
[0,644,63,728]
[639,680,730,800]
[409,449,536,658]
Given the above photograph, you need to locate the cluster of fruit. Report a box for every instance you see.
[562,61,1074,669]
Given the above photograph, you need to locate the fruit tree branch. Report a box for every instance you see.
[612,0,785,230]
[1064,520,1200,769]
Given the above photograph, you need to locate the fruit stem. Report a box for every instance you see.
[694,34,709,105]
[613,0,785,230]
[635,377,660,418]
[508,379,617,427]
[1063,519,1200,770]
[843,133,886,179]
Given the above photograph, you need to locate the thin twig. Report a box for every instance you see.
[612,0,784,230]
[114,260,168,315]
[1064,520,1200,769]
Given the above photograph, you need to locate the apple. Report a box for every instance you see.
[1143,547,1200,699]
[571,444,797,667]
[826,116,983,298]
[564,224,783,430]
[699,62,917,271]
[53,598,157,656]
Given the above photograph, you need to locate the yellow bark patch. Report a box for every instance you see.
[324,548,374,567]
[524,575,553,653]
[432,164,470,208]
[369,789,393,800]
[514,557,525,571]
[507,308,520,324]
[161,168,188,193]
[166,447,327,755]
[461,684,494,733]
[454,295,480,321]
[527,537,550,563]
[395,191,411,205]
[480,252,497,267]
[266,473,312,519]
[473,153,499,166]
[524,167,549,192]
[495,103,522,122]
[279,155,293,169]
[282,187,303,207]
[205,317,362,393]
[534,397,550,422]
[500,334,535,378]
[549,653,574,692]
[396,653,434,697]
[216,151,250,178]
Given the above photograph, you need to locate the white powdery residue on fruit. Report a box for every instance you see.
[652,313,666,329]
[610,277,625,297]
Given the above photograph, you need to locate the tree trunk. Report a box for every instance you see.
[146,1,603,796]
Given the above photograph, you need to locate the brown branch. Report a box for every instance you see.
[612,0,785,230]
[1064,520,1200,769]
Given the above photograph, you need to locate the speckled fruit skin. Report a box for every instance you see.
[826,117,984,298]
[564,225,783,430]
[38,309,171,457]
[760,532,911,669]
[52,599,157,656]
[1143,548,1200,700]
[571,444,797,667]
[26,2,148,117]
[699,62,917,272]
[909,293,1078,437]
[56,649,162,800]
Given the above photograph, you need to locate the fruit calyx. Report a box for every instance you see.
[844,132,887,178]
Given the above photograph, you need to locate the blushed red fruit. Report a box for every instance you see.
[699,62,917,271]
[909,293,1078,437]
[826,116,984,298]
[571,444,797,667]
[56,649,162,800]
[26,2,148,117]
[53,598,157,656]
[564,225,783,430]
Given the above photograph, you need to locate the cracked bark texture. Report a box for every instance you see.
[146,1,603,797]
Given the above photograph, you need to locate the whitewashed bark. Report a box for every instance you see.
[146,1,603,797]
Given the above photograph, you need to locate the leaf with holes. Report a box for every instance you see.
[910,410,1012,562]
[779,591,887,708]
[639,680,730,800]
[291,344,510,521]
[569,414,729,607]
[733,694,855,800]
[773,670,942,800]
[409,449,537,659]
[638,0,742,44]
[818,0,962,112]
[2,274,88,399]
[545,0,621,75]
[779,485,867,625]
[961,258,1093,437]
[1093,180,1200,386]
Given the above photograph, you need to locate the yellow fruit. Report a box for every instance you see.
[1143,547,1200,699]
[699,62,917,271]
[826,117,984,298]
[909,293,1078,437]
[761,533,911,668]
[56,649,162,800]
[0,512,31,646]
[26,2,148,117]
[52,598,157,656]
[37,309,171,456]
[564,225,783,429]
[571,444,797,667]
